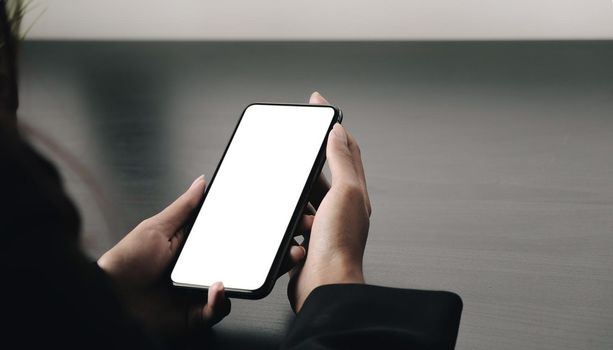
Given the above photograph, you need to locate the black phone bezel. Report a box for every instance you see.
[171,102,343,299]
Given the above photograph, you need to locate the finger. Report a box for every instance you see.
[201,282,231,328]
[278,244,306,278]
[298,215,313,251]
[307,92,332,208]
[299,214,314,233]
[327,124,359,188]
[308,174,330,210]
[309,91,329,105]
[154,175,206,236]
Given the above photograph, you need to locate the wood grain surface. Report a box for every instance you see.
[18,41,613,349]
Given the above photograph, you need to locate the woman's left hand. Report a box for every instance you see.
[97,175,229,336]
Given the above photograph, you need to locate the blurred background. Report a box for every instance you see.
[23,0,613,40]
[17,1,613,349]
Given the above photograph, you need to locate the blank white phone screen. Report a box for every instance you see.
[172,104,336,291]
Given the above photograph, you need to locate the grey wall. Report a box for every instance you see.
[23,0,613,40]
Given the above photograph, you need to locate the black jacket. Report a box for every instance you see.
[1,126,462,349]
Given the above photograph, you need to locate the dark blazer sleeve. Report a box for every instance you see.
[281,284,463,350]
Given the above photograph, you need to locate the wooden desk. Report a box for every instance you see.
[19,41,613,349]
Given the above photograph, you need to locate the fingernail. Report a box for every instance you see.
[292,245,306,257]
[189,175,204,189]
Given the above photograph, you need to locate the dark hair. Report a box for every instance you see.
[0,0,20,125]
[0,1,119,246]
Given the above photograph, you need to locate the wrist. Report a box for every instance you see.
[295,258,364,312]
[315,264,364,286]
[318,253,364,283]
[97,254,123,289]
[97,255,134,302]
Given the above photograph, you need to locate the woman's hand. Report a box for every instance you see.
[288,92,372,312]
[98,175,307,335]
[97,176,230,336]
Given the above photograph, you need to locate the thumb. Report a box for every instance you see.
[309,91,329,105]
[153,175,206,235]
[326,124,358,187]
[201,282,231,328]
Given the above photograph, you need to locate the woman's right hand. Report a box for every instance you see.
[288,92,372,312]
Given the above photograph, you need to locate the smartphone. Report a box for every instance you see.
[171,102,343,299]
